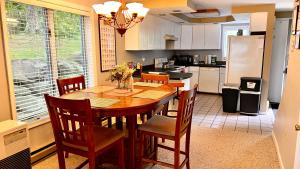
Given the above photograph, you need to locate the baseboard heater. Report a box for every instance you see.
[0,120,31,169]
[31,142,56,164]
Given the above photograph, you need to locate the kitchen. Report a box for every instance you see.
[128,11,265,98]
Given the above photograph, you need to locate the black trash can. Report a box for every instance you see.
[240,77,262,115]
[222,84,240,113]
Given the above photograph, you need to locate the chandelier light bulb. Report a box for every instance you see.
[126,2,143,14]
[137,7,149,18]
[104,1,122,13]
[92,4,110,15]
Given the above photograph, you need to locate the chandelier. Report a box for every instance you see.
[92,0,149,36]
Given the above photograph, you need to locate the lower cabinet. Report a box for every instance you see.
[198,67,220,93]
[188,66,223,94]
[219,68,226,93]
[188,66,200,91]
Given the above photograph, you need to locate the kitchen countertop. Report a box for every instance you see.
[133,67,193,80]
[174,64,226,68]
[190,64,226,68]
[174,61,226,68]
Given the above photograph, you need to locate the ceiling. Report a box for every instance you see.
[191,0,294,13]
[146,0,294,24]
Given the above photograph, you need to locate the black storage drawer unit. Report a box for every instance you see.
[222,85,239,113]
[240,77,262,91]
[240,91,261,114]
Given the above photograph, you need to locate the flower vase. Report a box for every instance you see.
[122,80,129,89]
[117,80,122,89]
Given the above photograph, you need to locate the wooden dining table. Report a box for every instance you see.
[61,84,176,169]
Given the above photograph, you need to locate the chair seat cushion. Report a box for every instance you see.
[63,126,124,152]
[138,115,176,137]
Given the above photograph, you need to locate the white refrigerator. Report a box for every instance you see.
[225,35,265,85]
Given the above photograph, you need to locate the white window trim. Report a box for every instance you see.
[0,0,99,126]
[7,0,91,16]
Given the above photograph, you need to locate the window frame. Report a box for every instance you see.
[0,0,96,123]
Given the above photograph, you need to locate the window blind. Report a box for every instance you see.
[5,0,92,121]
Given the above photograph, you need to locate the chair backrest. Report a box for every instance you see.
[175,84,198,137]
[44,94,94,151]
[141,73,169,84]
[56,75,86,96]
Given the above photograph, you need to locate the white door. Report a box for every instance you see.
[269,19,290,103]
[181,25,193,49]
[273,34,300,169]
[192,25,205,49]
[226,35,264,85]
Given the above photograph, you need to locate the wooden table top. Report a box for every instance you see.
[61,84,176,116]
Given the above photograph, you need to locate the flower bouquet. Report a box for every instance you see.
[109,63,135,89]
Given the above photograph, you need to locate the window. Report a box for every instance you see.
[222,24,250,57]
[5,1,92,121]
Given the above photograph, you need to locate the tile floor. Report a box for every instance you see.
[189,93,274,134]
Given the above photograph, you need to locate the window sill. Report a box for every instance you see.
[27,116,51,129]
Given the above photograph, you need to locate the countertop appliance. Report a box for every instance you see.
[225,35,265,85]
[193,55,200,64]
[154,57,168,68]
[173,55,194,66]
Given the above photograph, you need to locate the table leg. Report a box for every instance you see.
[116,117,123,129]
[126,115,137,169]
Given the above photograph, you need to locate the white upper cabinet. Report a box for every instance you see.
[174,24,182,49]
[125,15,180,50]
[250,12,268,32]
[125,16,221,50]
[180,25,193,49]
[181,23,221,50]
[192,25,205,49]
[204,23,221,49]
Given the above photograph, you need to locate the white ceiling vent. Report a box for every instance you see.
[185,9,220,18]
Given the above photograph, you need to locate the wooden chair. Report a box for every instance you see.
[138,84,198,169]
[56,75,86,96]
[56,75,112,128]
[44,94,125,169]
[141,73,169,84]
[139,73,170,122]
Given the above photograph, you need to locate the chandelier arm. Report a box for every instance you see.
[113,11,123,29]
[126,20,141,30]
[127,19,138,29]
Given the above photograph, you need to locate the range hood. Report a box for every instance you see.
[164,34,178,41]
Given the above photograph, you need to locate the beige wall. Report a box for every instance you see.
[273,33,300,169]
[232,4,276,112]
[0,6,12,121]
